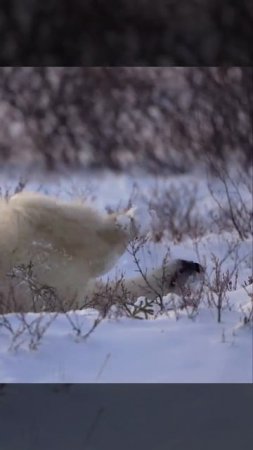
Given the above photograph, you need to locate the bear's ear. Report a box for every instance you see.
[125,207,137,219]
[113,207,137,228]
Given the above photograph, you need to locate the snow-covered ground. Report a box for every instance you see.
[0,169,252,382]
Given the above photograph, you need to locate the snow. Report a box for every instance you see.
[0,168,252,382]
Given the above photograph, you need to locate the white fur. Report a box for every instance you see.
[0,191,202,312]
[0,192,134,311]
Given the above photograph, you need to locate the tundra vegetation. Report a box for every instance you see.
[0,67,252,352]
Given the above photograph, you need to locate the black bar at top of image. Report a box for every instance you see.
[0,384,252,450]
[0,0,252,66]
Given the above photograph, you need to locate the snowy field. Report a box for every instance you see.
[0,168,252,382]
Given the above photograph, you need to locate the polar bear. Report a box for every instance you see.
[0,191,204,313]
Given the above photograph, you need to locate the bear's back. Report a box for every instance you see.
[8,191,129,276]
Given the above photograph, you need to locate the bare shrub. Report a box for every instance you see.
[6,262,61,313]
[62,308,107,342]
[207,165,253,240]
[127,236,170,310]
[178,282,205,319]
[204,238,248,323]
[80,270,157,321]
[205,255,235,323]
[16,312,57,351]
[147,183,206,242]
[0,307,58,352]
[65,182,97,204]
[0,311,27,351]
[120,297,156,320]
[0,265,60,350]
[88,236,204,320]
[0,262,107,348]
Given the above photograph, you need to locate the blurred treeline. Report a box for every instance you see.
[0,67,252,173]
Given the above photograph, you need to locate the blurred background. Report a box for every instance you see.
[0,67,252,175]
